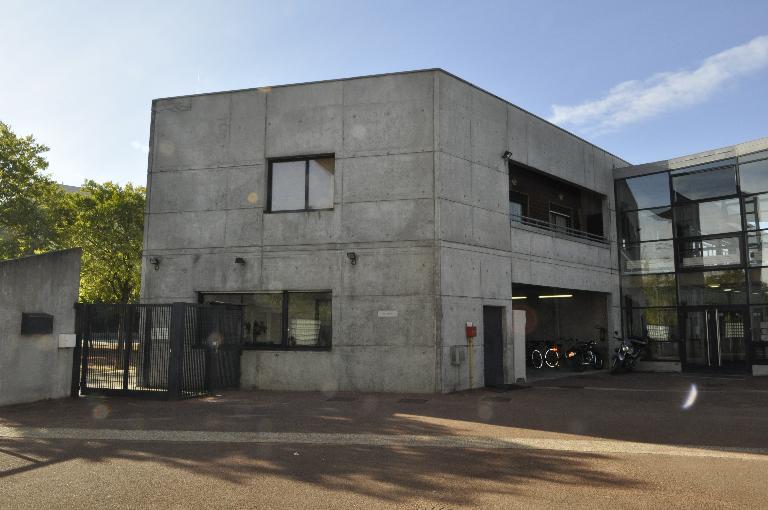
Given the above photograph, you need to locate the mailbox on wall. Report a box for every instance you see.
[20,313,54,335]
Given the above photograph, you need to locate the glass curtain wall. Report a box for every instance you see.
[616,149,768,366]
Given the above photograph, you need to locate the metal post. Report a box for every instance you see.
[80,305,91,393]
[122,305,133,391]
[142,306,153,388]
[167,302,186,400]
[70,303,83,398]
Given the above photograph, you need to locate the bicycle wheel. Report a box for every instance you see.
[544,348,559,368]
[531,349,543,369]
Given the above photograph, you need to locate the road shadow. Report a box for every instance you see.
[0,434,641,507]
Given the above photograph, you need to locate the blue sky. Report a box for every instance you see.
[2,0,767,186]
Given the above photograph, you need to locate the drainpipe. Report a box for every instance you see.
[468,336,474,388]
[466,321,477,389]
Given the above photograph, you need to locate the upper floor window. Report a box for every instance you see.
[616,172,670,211]
[268,156,335,212]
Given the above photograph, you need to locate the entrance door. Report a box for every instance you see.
[483,307,505,387]
[682,308,749,372]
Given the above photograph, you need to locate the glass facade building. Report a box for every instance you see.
[615,149,768,371]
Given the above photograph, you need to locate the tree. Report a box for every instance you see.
[1,122,146,303]
[67,181,145,303]
[0,121,70,258]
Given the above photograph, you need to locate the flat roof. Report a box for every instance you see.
[613,136,768,180]
[152,68,630,166]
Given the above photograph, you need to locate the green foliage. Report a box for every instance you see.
[67,181,145,303]
[0,121,146,303]
[0,121,70,257]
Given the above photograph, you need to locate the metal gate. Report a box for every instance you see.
[72,303,243,399]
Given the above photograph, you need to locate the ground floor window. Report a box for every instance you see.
[624,306,681,361]
[200,291,332,350]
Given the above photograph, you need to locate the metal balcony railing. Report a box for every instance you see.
[510,213,608,244]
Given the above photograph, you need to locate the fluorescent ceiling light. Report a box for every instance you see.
[707,283,721,288]
[511,296,527,300]
[538,294,573,299]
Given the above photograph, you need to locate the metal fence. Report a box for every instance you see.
[72,303,243,399]
[510,213,608,243]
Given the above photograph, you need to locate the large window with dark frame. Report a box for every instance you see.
[200,291,332,350]
[617,171,680,361]
[268,156,335,212]
[615,148,768,364]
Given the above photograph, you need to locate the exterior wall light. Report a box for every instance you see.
[149,257,160,271]
[234,257,246,265]
[502,150,514,160]
[346,252,357,265]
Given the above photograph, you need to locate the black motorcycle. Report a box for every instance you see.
[564,340,603,370]
[610,333,648,373]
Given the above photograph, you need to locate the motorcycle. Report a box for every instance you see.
[610,332,648,373]
[564,340,603,370]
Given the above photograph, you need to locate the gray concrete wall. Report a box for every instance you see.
[433,72,624,391]
[142,69,626,392]
[0,249,81,406]
[142,71,439,392]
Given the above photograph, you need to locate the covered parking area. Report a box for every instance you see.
[512,284,609,379]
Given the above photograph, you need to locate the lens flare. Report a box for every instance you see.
[682,383,698,410]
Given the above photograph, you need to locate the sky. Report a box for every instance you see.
[2,0,767,187]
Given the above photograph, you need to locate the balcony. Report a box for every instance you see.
[509,161,608,245]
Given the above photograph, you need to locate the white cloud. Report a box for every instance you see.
[130,140,149,154]
[549,35,768,134]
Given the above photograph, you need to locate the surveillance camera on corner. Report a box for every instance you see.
[502,150,514,160]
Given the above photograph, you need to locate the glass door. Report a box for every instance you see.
[682,308,749,372]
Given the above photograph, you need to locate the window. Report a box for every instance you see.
[621,273,677,307]
[673,198,742,238]
[616,173,671,211]
[619,207,673,244]
[749,306,768,362]
[624,307,679,361]
[509,191,527,222]
[200,291,332,349]
[549,204,572,231]
[620,241,675,274]
[268,156,335,212]
[748,268,768,305]
[677,236,742,269]
[672,166,737,203]
[747,231,768,266]
[744,193,768,230]
[738,158,768,195]
[677,270,746,306]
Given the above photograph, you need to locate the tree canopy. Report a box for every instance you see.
[0,121,70,258]
[0,121,145,303]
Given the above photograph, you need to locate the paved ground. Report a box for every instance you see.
[1,372,767,509]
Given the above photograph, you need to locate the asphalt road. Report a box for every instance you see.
[1,372,766,509]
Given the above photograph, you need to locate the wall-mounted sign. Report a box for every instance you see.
[21,313,53,335]
[377,310,398,318]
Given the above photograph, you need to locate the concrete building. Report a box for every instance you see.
[139,69,632,392]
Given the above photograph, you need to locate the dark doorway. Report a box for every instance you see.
[483,306,505,387]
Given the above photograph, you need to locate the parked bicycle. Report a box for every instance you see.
[563,339,603,370]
